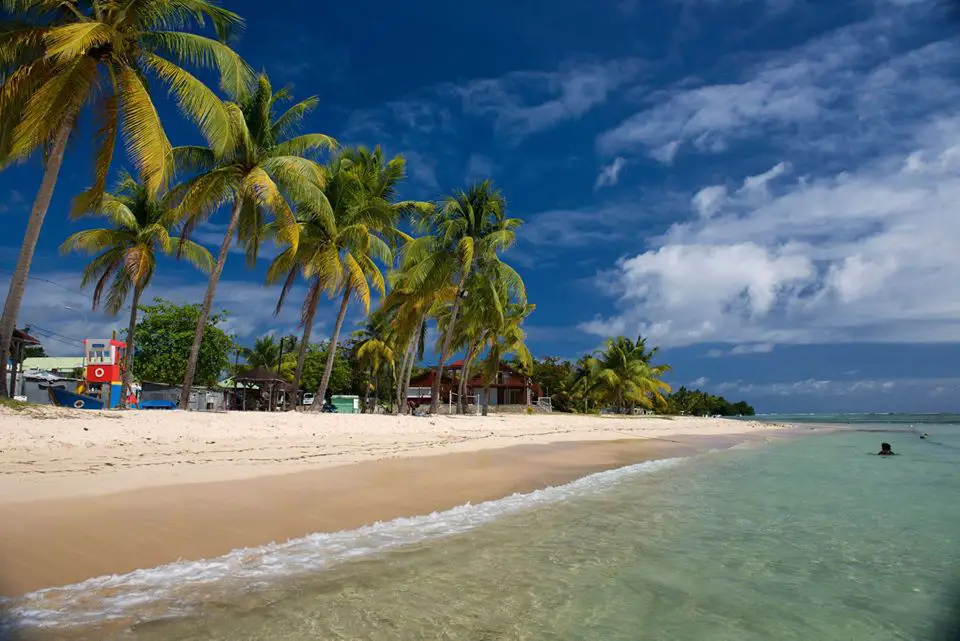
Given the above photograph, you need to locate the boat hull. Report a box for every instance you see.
[47,386,105,410]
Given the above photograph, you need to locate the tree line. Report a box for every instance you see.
[526,347,755,415]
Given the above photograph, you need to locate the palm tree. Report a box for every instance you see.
[241,335,296,378]
[60,172,213,406]
[478,303,534,414]
[174,74,336,408]
[380,285,441,413]
[0,0,250,396]
[269,147,428,409]
[586,336,672,413]
[352,314,395,412]
[418,181,524,413]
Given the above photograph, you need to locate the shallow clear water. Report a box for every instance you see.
[8,425,960,640]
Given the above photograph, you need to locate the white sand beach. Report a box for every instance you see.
[0,407,783,503]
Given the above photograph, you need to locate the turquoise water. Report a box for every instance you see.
[7,424,960,640]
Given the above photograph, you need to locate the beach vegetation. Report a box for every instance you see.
[662,387,755,416]
[61,173,214,405]
[129,298,232,388]
[172,73,336,408]
[0,0,249,397]
[240,335,298,379]
[0,4,725,413]
[298,341,353,398]
[412,181,524,412]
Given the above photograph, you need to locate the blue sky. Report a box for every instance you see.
[2,0,958,413]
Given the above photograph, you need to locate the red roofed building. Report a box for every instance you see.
[406,360,541,407]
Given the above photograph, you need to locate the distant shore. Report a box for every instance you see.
[0,408,791,596]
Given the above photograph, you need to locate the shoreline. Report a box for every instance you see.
[0,433,776,598]
[0,409,799,598]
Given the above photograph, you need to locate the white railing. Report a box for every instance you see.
[535,397,553,412]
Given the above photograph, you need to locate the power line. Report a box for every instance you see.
[0,268,133,312]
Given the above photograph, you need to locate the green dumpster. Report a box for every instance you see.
[331,394,359,414]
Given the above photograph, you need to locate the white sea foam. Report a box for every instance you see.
[1,457,686,630]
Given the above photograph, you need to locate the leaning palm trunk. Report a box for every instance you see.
[311,283,352,411]
[401,324,422,413]
[291,280,321,407]
[430,282,466,412]
[121,285,144,409]
[0,119,73,398]
[395,335,415,413]
[460,358,475,414]
[179,198,244,409]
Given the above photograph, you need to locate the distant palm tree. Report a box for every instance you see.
[60,173,213,406]
[174,74,337,408]
[241,335,296,378]
[478,302,534,413]
[586,336,671,413]
[418,181,524,412]
[352,314,395,412]
[0,0,250,397]
[269,147,428,407]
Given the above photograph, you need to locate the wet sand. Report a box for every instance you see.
[0,435,735,597]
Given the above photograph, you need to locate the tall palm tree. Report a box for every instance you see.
[60,172,213,406]
[0,0,250,396]
[174,74,336,408]
[417,181,524,413]
[586,336,672,413]
[268,147,428,409]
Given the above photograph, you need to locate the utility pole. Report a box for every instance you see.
[233,347,241,411]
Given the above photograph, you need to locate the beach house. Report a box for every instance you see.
[406,360,541,409]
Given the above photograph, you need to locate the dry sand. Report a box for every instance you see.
[0,407,789,596]
[0,406,783,503]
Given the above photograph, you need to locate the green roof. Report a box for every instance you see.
[22,356,83,371]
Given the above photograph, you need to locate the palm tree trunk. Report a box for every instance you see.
[460,358,474,414]
[311,283,351,412]
[430,279,467,413]
[179,197,243,409]
[121,284,144,409]
[401,321,422,414]
[483,382,491,416]
[362,366,372,413]
[395,335,414,414]
[291,280,320,407]
[403,347,417,412]
[0,119,73,397]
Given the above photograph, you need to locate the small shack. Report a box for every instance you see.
[231,366,295,411]
[6,328,41,397]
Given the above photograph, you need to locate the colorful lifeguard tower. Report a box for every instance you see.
[47,337,132,409]
[80,338,128,407]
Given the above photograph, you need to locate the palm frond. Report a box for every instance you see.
[117,63,173,194]
[141,31,253,98]
[144,54,232,156]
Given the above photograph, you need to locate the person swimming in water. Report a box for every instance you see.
[878,442,895,456]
